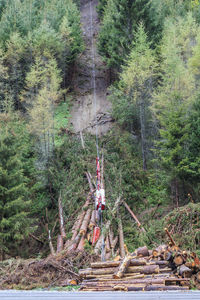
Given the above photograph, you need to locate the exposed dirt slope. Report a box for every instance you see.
[70,0,112,135]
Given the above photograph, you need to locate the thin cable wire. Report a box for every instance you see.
[89,0,99,158]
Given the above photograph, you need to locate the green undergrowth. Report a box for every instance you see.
[123,203,200,253]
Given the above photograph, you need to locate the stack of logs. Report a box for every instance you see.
[79,245,200,291]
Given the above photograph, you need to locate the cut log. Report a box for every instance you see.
[84,273,142,280]
[145,285,189,291]
[89,210,96,230]
[118,216,125,258]
[127,265,160,274]
[152,244,168,258]
[130,258,147,266]
[77,235,85,252]
[67,233,81,252]
[136,246,149,257]
[148,250,153,256]
[174,253,185,266]
[164,250,173,261]
[113,285,127,291]
[58,193,66,238]
[71,196,91,241]
[159,267,172,273]
[56,234,63,253]
[80,209,91,236]
[123,201,146,232]
[79,267,116,277]
[105,235,111,253]
[82,278,165,286]
[90,258,148,269]
[178,265,192,278]
[113,255,133,279]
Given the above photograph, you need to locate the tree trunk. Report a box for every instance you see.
[113,255,133,279]
[178,265,192,278]
[136,246,149,257]
[152,244,168,258]
[56,234,63,253]
[80,209,91,236]
[123,201,146,232]
[89,210,96,230]
[118,216,125,258]
[77,235,85,252]
[127,265,159,274]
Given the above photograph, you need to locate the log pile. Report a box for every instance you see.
[79,244,200,291]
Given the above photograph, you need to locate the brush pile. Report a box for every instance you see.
[79,244,200,291]
[0,251,99,290]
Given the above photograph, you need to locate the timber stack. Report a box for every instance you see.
[79,244,200,291]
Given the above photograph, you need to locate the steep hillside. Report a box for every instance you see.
[70,0,112,135]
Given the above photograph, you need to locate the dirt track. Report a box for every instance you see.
[70,0,112,135]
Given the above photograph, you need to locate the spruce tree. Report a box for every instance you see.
[0,112,33,258]
[153,14,198,205]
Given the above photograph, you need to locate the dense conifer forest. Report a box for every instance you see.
[0,0,200,263]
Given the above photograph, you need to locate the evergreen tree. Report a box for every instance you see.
[0,111,34,258]
[4,32,26,109]
[112,24,157,170]
[98,0,136,71]
[153,14,198,205]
